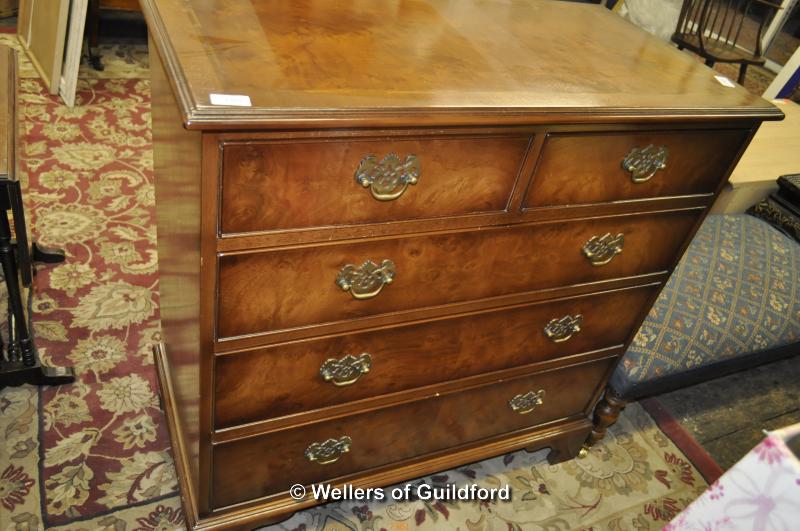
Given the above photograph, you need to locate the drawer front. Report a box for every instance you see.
[217,210,700,338]
[523,129,749,208]
[214,284,657,428]
[212,357,614,509]
[220,135,531,234]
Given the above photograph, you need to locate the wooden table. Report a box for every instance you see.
[712,99,800,213]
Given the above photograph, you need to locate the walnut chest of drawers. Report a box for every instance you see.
[142,0,782,528]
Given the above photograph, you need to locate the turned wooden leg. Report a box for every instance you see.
[585,387,628,447]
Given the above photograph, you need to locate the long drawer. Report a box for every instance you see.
[523,129,748,208]
[219,134,531,234]
[214,283,657,428]
[211,356,614,509]
[217,209,701,339]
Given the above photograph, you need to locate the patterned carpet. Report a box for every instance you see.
[0,34,723,530]
[264,401,718,531]
[0,35,183,530]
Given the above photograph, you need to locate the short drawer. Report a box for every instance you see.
[219,134,531,234]
[211,357,614,509]
[523,129,749,208]
[214,284,657,428]
[217,209,700,338]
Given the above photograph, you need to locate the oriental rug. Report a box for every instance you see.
[0,33,721,531]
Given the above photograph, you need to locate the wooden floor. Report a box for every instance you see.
[656,355,800,469]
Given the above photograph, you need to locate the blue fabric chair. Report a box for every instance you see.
[612,213,800,398]
[589,214,800,445]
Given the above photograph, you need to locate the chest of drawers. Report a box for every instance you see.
[142,0,781,528]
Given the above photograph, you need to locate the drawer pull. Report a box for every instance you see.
[622,144,668,183]
[582,233,624,266]
[544,314,583,343]
[355,153,420,201]
[509,389,546,415]
[305,436,352,465]
[336,259,396,300]
[319,353,372,386]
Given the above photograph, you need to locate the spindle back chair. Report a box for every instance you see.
[672,0,781,84]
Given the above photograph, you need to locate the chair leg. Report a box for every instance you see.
[704,58,715,68]
[737,64,749,85]
[585,387,628,447]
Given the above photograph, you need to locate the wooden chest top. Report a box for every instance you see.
[141,0,781,129]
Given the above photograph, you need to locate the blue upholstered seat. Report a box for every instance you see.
[610,214,800,399]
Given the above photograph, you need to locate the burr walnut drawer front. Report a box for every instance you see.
[219,134,531,234]
[214,284,658,428]
[211,356,614,509]
[522,129,749,209]
[216,209,700,339]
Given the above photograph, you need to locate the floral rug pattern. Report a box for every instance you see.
[263,403,709,531]
[0,34,711,530]
[0,34,182,530]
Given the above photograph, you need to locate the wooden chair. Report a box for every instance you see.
[672,0,781,84]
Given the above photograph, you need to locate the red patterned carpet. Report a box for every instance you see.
[1,72,185,529]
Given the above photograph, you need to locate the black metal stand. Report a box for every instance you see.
[0,178,74,389]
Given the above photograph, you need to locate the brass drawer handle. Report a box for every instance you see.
[319,353,372,386]
[355,153,420,201]
[582,233,624,266]
[622,144,668,183]
[304,436,352,465]
[509,389,545,415]
[544,314,583,343]
[336,259,396,300]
